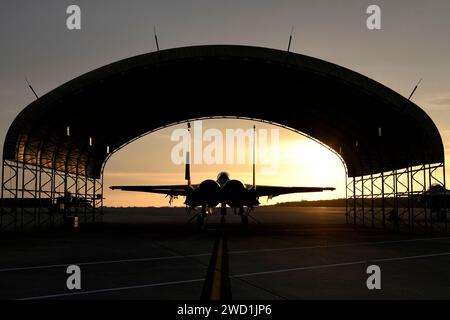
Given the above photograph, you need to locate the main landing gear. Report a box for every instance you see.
[190,205,256,230]
[235,206,248,230]
[196,205,208,229]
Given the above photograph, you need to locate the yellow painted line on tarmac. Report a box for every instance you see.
[210,237,224,300]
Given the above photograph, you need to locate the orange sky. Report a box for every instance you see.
[103,119,345,207]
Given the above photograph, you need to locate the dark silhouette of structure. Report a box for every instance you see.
[1,45,446,233]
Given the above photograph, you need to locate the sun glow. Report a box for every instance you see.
[103,120,346,207]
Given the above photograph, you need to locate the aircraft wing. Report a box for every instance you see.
[110,185,194,196]
[254,186,335,198]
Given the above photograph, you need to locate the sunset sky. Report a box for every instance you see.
[104,120,344,206]
[1,1,450,206]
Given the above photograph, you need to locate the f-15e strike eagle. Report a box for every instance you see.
[110,124,335,228]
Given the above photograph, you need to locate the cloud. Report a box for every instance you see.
[429,97,450,107]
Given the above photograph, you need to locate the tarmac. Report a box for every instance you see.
[1,206,450,300]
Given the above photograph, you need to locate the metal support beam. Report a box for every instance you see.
[345,163,447,234]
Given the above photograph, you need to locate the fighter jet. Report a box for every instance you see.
[110,125,335,228]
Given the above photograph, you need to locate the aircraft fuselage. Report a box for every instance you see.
[185,172,259,212]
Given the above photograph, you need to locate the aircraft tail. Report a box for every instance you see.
[185,151,191,186]
[185,122,191,186]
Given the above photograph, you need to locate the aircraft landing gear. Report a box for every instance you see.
[238,206,248,230]
[220,203,227,225]
[197,214,205,229]
[197,205,207,229]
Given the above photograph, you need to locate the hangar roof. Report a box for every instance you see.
[3,45,444,178]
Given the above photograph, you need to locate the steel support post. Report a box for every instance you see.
[371,174,375,227]
[94,178,103,222]
[444,163,448,233]
[0,160,4,229]
[345,175,348,224]
[409,166,415,233]
[407,167,412,232]
[92,178,97,222]
[353,177,356,226]
[346,177,354,224]
[1,160,19,231]
[423,165,428,232]
[428,164,433,233]
[83,174,88,223]
[381,171,385,228]
[361,176,365,226]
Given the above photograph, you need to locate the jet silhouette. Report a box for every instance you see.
[110,124,335,228]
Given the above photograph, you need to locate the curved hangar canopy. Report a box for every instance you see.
[3,45,444,179]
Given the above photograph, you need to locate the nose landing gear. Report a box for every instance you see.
[220,203,227,225]
[196,205,208,229]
